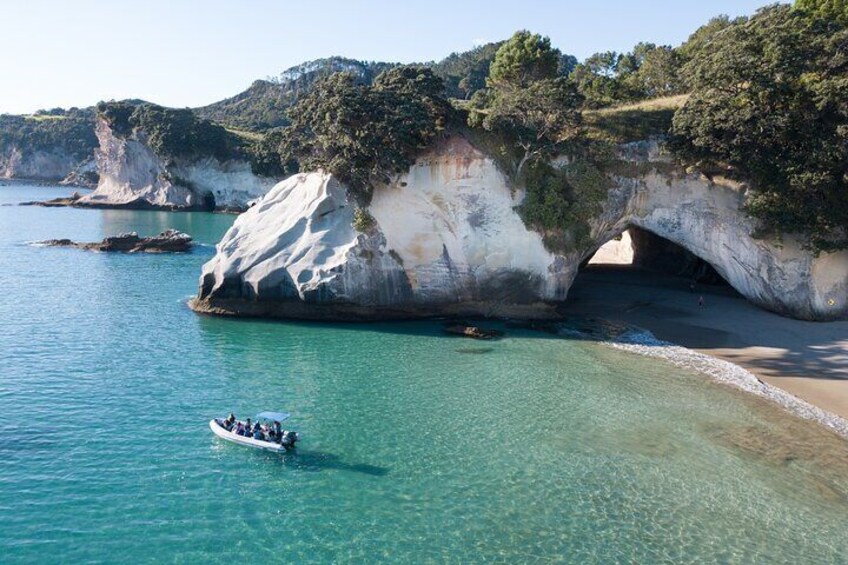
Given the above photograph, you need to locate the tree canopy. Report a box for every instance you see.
[671,4,848,251]
[796,0,848,24]
[277,66,452,201]
[98,101,234,162]
[467,32,582,177]
[488,31,561,88]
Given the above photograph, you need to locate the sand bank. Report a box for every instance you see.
[564,266,848,424]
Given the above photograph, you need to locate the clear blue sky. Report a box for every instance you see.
[0,0,778,115]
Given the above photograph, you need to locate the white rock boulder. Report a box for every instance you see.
[192,137,568,319]
[192,136,848,321]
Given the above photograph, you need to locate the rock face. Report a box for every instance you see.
[193,137,565,319]
[76,117,278,211]
[0,145,96,187]
[39,229,192,253]
[192,135,848,322]
[588,141,848,320]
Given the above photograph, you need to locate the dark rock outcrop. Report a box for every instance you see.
[38,229,192,253]
[443,324,504,340]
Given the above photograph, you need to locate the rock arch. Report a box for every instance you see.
[586,143,848,320]
[192,136,847,322]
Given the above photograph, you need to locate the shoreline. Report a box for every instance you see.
[563,265,848,431]
[604,327,848,440]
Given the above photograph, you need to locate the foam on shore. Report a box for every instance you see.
[604,328,848,440]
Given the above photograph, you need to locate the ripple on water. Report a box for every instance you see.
[2,185,848,563]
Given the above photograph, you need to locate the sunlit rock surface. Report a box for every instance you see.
[76,117,278,211]
[192,138,565,319]
[192,136,847,321]
[0,145,95,186]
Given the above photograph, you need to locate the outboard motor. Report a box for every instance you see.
[280,430,299,449]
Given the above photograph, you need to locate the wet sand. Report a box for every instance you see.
[564,266,848,420]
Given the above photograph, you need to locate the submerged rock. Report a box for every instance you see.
[39,229,192,253]
[443,325,504,340]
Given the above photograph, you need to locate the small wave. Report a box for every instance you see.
[604,327,848,440]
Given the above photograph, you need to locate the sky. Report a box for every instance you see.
[0,0,778,115]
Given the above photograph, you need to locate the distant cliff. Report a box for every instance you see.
[0,111,98,186]
[76,104,282,211]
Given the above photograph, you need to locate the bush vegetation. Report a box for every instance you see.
[0,107,97,161]
[97,101,235,162]
[276,66,453,202]
[670,3,848,251]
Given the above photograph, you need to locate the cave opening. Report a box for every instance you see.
[565,226,739,319]
[584,226,731,287]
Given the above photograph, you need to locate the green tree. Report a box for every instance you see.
[278,67,451,200]
[488,30,561,87]
[468,78,582,176]
[468,32,582,177]
[677,15,746,62]
[671,4,848,251]
[570,51,624,107]
[431,42,504,99]
[796,0,848,24]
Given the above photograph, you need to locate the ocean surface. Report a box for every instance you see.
[2,183,848,563]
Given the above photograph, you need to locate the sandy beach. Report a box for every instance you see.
[564,266,848,421]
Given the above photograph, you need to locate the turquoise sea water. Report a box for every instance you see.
[2,183,848,563]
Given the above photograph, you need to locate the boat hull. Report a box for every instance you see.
[209,419,288,452]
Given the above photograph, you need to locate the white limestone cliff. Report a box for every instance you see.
[192,135,848,321]
[194,138,563,319]
[76,117,278,211]
[588,141,848,320]
[0,145,95,186]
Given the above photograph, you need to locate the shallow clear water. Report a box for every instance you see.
[2,184,848,563]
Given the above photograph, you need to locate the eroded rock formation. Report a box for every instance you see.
[75,117,278,211]
[0,146,97,187]
[192,136,848,321]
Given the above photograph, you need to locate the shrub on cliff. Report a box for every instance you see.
[796,0,848,25]
[277,66,453,201]
[670,4,848,251]
[0,108,97,161]
[467,31,583,178]
[97,101,234,162]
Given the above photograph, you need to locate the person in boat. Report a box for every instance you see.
[224,414,236,431]
[233,421,245,436]
[252,422,264,441]
[273,421,282,443]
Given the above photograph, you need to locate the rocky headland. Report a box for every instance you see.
[0,145,98,188]
[73,116,279,212]
[190,135,848,322]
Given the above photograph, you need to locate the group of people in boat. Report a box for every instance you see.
[220,413,287,444]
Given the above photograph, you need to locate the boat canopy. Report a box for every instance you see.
[255,411,290,422]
